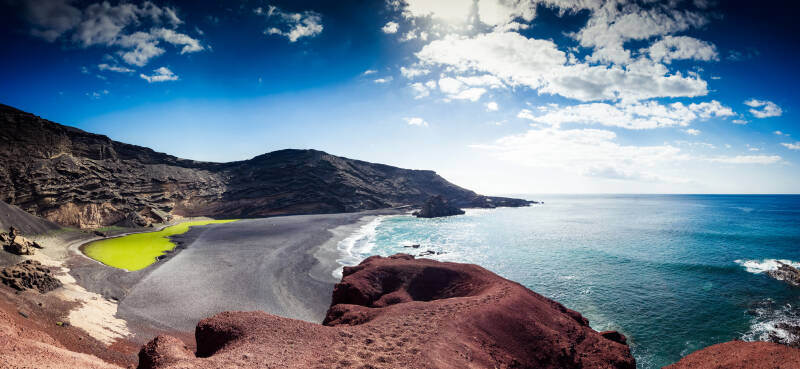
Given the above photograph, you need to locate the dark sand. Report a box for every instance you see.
[109,211,396,334]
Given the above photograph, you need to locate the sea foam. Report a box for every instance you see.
[332,216,384,279]
[734,259,800,274]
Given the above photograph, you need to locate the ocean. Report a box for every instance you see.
[335,195,800,368]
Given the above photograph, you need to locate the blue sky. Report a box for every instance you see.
[1,0,799,194]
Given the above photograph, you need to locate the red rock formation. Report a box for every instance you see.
[0,310,121,369]
[138,254,636,368]
[665,340,800,369]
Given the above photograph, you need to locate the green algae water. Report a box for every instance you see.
[335,195,800,368]
[83,219,237,271]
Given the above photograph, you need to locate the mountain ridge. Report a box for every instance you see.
[0,103,532,228]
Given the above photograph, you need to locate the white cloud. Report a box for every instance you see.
[708,155,782,164]
[782,142,800,150]
[400,0,473,23]
[744,99,783,118]
[152,28,203,54]
[774,131,784,135]
[374,77,393,84]
[416,31,708,102]
[97,63,134,73]
[472,127,691,182]
[646,36,718,64]
[519,100,734,130]
[474,125,783,183]
[86,89,109,99]
[573,2,709,65]
[362,69,377,75]
[685,129,701,136]
[405,117,429,127]
[410,82,430,99]
[400,66,430,78]
[21,0,81,42]
[382,21,399,34]
[140,66,178,83]
[732,119,749,125]
[486,101,499,111]
[438,77,487,101]
[261,5,323,42]
[19,1,203,68]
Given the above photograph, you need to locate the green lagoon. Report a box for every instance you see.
[82,219,237,271]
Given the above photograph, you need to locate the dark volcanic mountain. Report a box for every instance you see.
[0,104,531,228]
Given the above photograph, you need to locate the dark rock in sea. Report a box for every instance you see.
[138,254,636,368]
[0,260,62,293]
[0,103,533,228]
[402,243,421,248]
[412,195,466,218]
[665,341,800,369]
[418,250,435,256]
[601,330,628,344]
[767,261,800,287]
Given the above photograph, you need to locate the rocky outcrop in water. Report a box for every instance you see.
[138,254,636,368]
[665,341,800,369]
[412,195,466,218]
[0,104,532,228]
[0,260,62,293]
[767,261,800,287]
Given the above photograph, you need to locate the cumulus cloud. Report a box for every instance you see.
[574,2,709,65]
[646,36,718,64]
[782,142,800,150]
[382,21,399,34]
[374,77,393,84]
[685,128,701,136]
[259,5,323,42]
[744,99,783,118]
[519,100,734,129]
[140,66,178,83]
[410,82,430,99]
[416,31,708,102]
[400,66,430,78]
[405,117,429,127]
[97,63,134,73]
[18,0,203,68]
[486,101,499,111]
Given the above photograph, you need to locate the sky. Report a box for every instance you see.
[1,0,799,194]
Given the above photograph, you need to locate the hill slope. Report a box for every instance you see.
[0,104,531,228]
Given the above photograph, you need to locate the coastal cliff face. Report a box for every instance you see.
[0,104,531,228]
[138,254,636,369]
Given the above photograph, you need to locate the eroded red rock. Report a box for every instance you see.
[665,340,800,369]
[139,254,636,368]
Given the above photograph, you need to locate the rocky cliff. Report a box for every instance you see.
[137,254,636,369]
[0,104,532,228]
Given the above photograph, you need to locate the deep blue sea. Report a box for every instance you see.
[335,195,800,369]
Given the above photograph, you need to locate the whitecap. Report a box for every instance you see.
[734,259,800,274]
[742,301,800,347]
[332,217,385,278]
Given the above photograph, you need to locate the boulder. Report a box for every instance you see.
[0,260,62,293]
[4,235,36,255]
[412,195,465,218]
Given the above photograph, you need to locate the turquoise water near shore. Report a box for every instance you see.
[335,195,800,368]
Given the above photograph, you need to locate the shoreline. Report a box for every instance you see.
[113,210,402,335]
